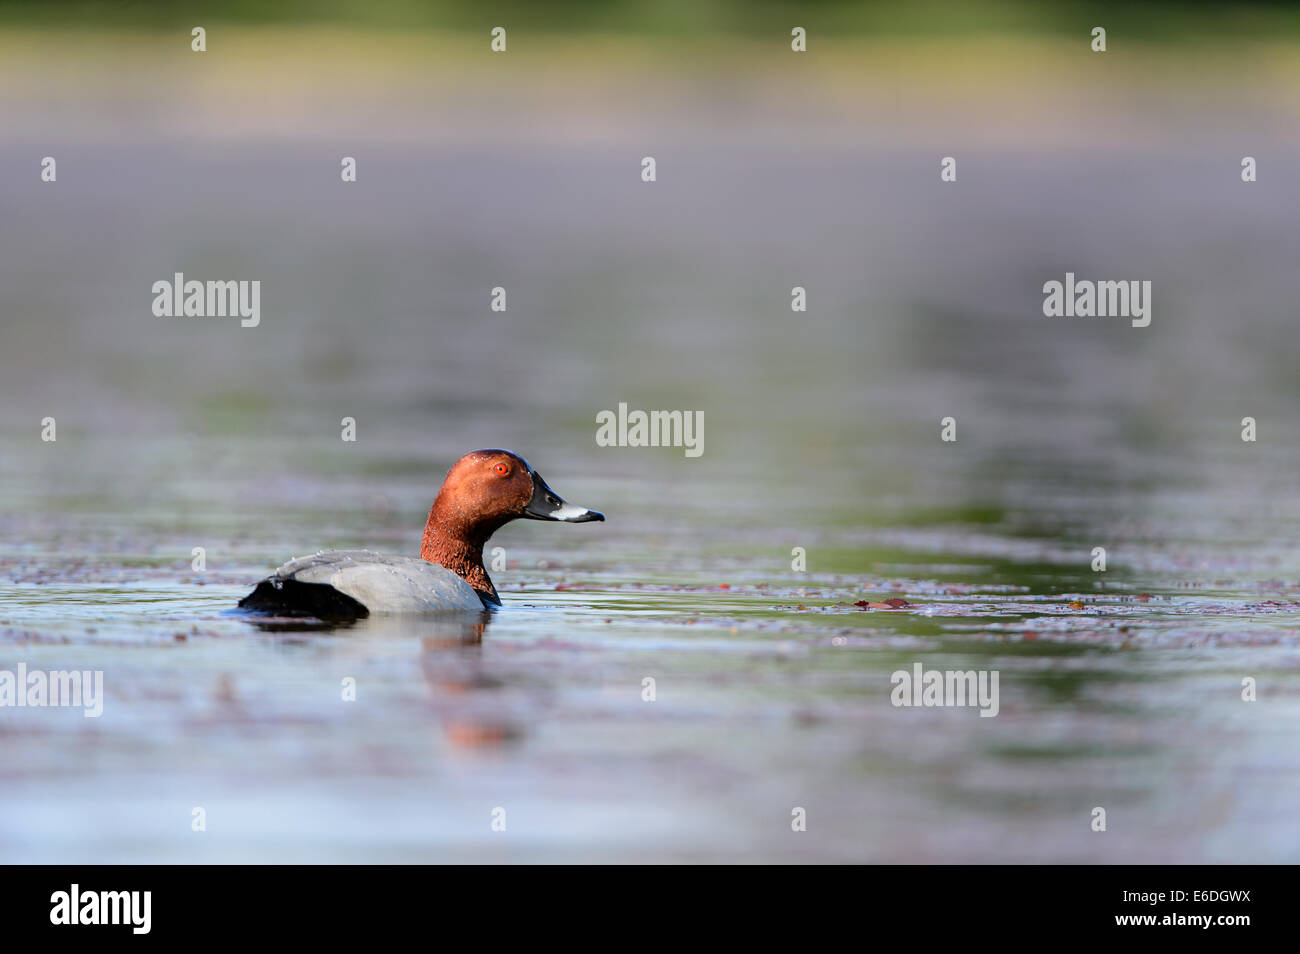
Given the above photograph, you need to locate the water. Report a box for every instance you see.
[2,29,1300,862]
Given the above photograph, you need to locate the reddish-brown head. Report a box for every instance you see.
[420,449,604,606]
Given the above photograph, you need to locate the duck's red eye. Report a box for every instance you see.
[493,462,510,476]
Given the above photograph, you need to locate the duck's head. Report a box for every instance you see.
[421,449,604,606]
[433,449,605,533]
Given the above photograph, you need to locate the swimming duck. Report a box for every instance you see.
[238,449,603,617]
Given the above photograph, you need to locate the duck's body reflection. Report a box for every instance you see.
[245,609,525,752]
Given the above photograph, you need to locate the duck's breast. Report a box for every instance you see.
[264,549,485,614]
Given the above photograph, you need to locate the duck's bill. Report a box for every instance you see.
[524,471,605,522]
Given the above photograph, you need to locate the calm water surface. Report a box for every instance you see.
[3,434,1298,863]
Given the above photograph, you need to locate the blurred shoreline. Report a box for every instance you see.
[4,27,1300,148]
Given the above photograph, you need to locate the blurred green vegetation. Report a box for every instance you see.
[3,0,1300,39]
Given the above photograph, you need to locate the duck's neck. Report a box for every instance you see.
[420,504,501,605]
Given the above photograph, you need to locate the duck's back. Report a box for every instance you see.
[239,549,486,616]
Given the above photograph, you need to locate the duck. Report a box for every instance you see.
[238,449,603,617]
